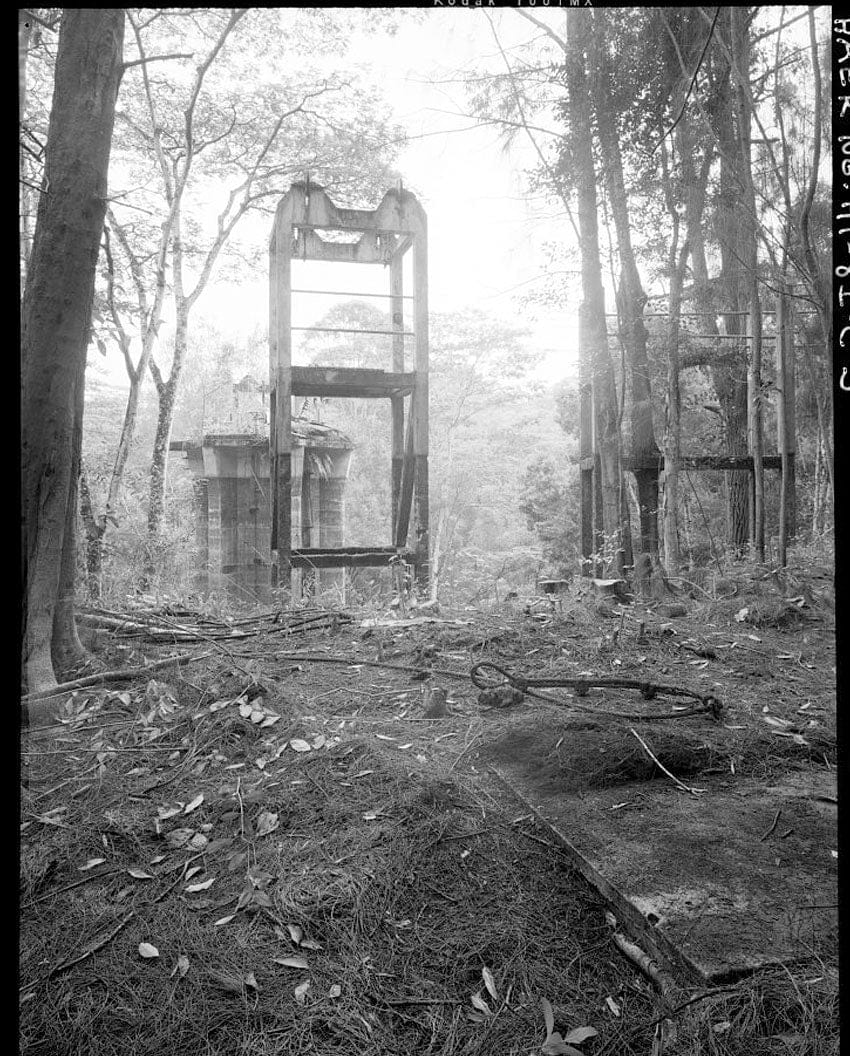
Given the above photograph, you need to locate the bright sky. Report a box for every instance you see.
[186,10,580,386]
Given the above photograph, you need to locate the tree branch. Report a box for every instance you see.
[122,52,193,70]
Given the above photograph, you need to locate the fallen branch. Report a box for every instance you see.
[21,651,213,704]
[48,911,136,978]
[628,728,706,795]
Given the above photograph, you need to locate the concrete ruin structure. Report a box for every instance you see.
[171,376,354,600]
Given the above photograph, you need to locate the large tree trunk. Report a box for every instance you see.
[591,15,659,569]
[703,14,750,554]
[21,9,124,693]
[568,9,625,576]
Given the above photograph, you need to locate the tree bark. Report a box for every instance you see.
[591,15,658,567]
[730,7,764,562]
[701,12,750,554]
[22,9,124,692]
[568,9,625,576]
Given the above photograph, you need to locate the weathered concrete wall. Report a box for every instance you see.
[186,434,352,600]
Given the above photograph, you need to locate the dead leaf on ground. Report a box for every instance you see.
[213,914,236,926]
[256,811,279,837]
[470,991,491,1015]
[328,984,341,998]
[605,996,622,1017]
[482,966,498,1001]
[185,877,216,893]
[171,954,190,979]
[275,956,309,969]
[294,979,311,1005]
[78,858,106,871]
[138,942,159,959]
[541,1034,584,1056]
[563,1026,599,1044]
[300,938,322,951]
[127,868,154,880]
[183,793,204,814]
[285,923,304,945]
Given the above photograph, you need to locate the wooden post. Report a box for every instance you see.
[390,245,405,540]
[412,212,430,590]
[269,194,294,591]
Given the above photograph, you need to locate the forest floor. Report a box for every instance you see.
[19,564,837,1056]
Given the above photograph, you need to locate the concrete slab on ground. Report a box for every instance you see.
[491,762,837,984]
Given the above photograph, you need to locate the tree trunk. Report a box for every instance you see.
[21,9,124,693]
[19,12,33,285]
[591,16,659,567]
[731,7,764,562]
[80,466,106,600]
[568,9,625,576]
[146,211,190,576]
[704,10,751,555]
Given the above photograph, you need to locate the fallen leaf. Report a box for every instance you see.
[127,868,154,880]
[239,702,253,719]
[185,866,203,881]
[165,828,195,849]
[138,942,159,959]
[244,971,259,991]
[184,794,204,814]
[300,938,323,951]
[564,1026,599,1044]
[286,923,304,945]
[289,739,312,753]
[605,996,621,1017]
[185,877,216,893]
[482,966,498,1002]
[541,1033,584,1056]
[712,1021,732,1034]
[275,956,310,969]
[374,734,396,741]
[541,997,555,1037]
[79,858,106,871]
[312,734,326,749]
[250,710,265,724]
[214,914,236,926]
[328,984,341,998]
[157,805,182,820]
[353,770,374,778]
[294,979,311,1005]
[256,811,280,837]
[734,608,748,622]
[260,715,280,728]
[470,991,491,1015]
[363,810,380,821]
[171,954,190,979]
[188,833,208,851]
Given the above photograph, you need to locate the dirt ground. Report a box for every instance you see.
[19,571,838,1055]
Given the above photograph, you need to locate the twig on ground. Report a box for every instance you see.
[628,728,705,795]
[759,809,782,841]
[47,911,136,979]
